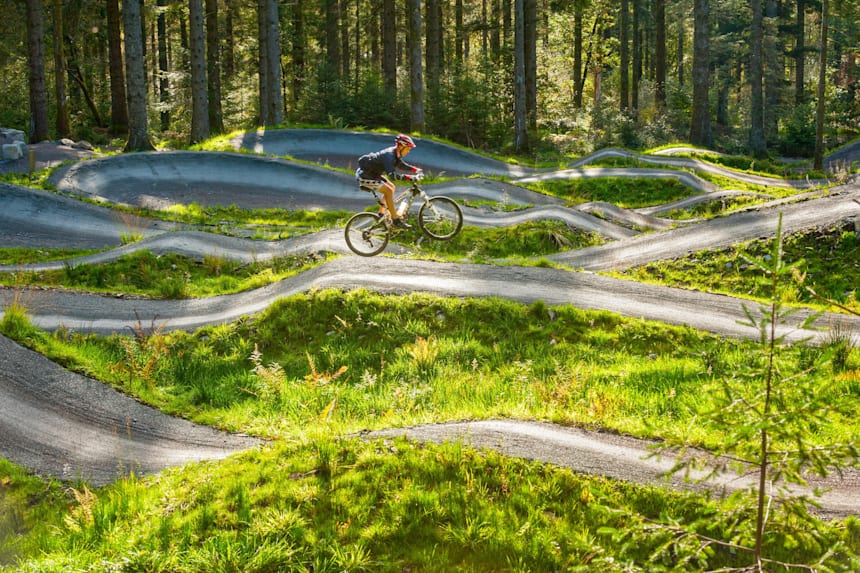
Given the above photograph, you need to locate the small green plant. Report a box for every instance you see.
[249,343,288,400]
[648,214,860,571]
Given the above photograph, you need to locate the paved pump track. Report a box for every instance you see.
[0,133,859,516]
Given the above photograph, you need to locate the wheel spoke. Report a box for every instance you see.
[419,197,463,240]
[345,213,389,256]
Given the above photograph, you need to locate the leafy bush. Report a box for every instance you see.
[777,103,816,157]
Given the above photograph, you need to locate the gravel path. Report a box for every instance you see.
[0,133,858,517]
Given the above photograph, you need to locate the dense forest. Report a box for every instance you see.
[2,0,859,161]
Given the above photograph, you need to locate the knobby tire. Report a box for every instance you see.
[344,212,389,256]
[418,196,463,240]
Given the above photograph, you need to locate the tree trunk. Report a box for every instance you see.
[340,0,350,81]
[524,0,537,131]
[455,0,464,65]
[690,0,711,147]
[382,0,396,91]
[224,0,236,79]
[632,0,641,113]
[678,14,685,85]
[123,0,154,151]
[25,0,50,143]
[258,0,270,124]
[292,0,306,106]
[53,0,70,137]
[408,0,424,131]
[763,0,780,143]
[325,0,340,79]
[573,2,582,108]
[490,0,501,55]
[206,0,224,134]
[264,0,282,125]
[157,0,170,131]
[654,0,667,111]
[426,0,441,93]
[106,0,128,135]
[795,0,805,104]
[749,0,767,156]
[619,0,630,111]
[812,0,827,170]
[189,0,209,143]
[257,0,281,125]
[514,0,527,151]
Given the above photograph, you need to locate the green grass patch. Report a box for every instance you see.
[0,459,70,567]
[0,248,100,265]
[522,177,696,209]
[4,437,857,573]
[619,221,860,312]
[393,220,604,262]
[0,251,333,299]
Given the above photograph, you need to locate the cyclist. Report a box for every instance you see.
[356,133,422,229]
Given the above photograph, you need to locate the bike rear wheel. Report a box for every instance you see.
[418,196,463,240]
[344,212,390,256]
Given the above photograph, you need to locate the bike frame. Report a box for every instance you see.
[367,180,429,225]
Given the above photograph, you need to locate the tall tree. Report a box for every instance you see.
[524,0,537,130]
[52,0,70,138]
[123,0,155,151]
[654,0,667,111]
[206,0,224,134]
[189,0,210,143]
[382,0,396,91]
[749,0,767,156]
[573,1,583,108]
[258,0,281,125]
[689,0,712,146]
[426,0,442,94]
[106,0,128,135]
[794,0,806,103]
[157,0,170,131]
[291,0,306,106]
[514,0,527,150]
[408,0,424,131]
[340,0,350,80]
[812,0,827,170]
[763,0,780,142]
[25,0,49,142]
[455,0,464,64]
[632,0,642,112]
[619,0,630,111]
[325,0,340,79]
[223,0,236,78]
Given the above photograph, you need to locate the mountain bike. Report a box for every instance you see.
[344,174,463,257]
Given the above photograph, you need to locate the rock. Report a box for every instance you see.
[2,143,22,160]
[72,140,95,151]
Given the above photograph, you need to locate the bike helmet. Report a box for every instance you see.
[395,134,416,149]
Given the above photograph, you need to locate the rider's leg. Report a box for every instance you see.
[380,178,411,228]
[380,179,398,218]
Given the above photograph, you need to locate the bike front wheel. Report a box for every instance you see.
[418,196,463,240]
[344,212,389,256]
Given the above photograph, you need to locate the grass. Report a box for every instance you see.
[0,248,100,265]
[521,177,698,209]
[0,251,333,299]
[4,437,858,572]
[618,221,860,313]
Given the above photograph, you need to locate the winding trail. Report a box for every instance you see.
[1,131,859,517]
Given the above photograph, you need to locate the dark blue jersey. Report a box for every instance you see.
[357,146,418,179]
